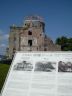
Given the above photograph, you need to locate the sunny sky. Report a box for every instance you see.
[0,0,72,55]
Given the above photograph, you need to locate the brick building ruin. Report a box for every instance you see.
[7,16,61,59]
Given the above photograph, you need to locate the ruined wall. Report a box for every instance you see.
[8,16,61,59]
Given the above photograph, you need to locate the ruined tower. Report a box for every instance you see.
[8,15,60,59]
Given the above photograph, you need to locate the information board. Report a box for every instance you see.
[1,52,72,96]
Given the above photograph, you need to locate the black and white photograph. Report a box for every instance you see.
[58,61,72,72]
[34,61,56,72]
[13,61,33,71]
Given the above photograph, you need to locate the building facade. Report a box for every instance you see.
[7,16,61,59]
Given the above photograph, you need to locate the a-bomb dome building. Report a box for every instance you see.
[7,15,61,58]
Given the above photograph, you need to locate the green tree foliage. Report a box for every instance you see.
[55,36,72,51]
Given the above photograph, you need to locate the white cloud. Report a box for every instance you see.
[3,34,9,39]
[0,30,9,55]
[0,30,9,40]
[0,30,2,39]
[0,30,2,33]
[0,44,6,47]
[0,34,9,41]
[0,44,6,55]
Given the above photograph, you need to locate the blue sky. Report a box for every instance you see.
[0,0,72,55]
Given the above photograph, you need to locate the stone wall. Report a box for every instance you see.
[7,16,61,59]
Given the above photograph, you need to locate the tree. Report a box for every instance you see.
[55,36,72,51]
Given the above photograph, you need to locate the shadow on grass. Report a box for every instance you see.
[0,64,10,92]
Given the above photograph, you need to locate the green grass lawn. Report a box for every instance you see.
[0,64,10,92]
